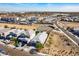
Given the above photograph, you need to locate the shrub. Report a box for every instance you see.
[35,42,44,50]
[0,34,1,37]
[24,29,27,31]
[11,37,17,41]
[35,31,39,35]
[14,40,18,47]
[12,37,18,47]
[66,27,70,30]
[10,27,16,29]
[4,25,8,28]
[26,35,30,38]
[48,40,52,44]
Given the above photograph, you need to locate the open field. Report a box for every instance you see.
[0,23,42,30]
[40,30,79,56]
[59,21,79,28]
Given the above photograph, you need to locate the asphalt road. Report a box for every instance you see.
[54,20,79,46]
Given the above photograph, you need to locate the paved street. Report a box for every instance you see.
[54,20,79,46]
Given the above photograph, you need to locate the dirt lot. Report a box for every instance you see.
[40,30,79,56]
[59,21,79,28]
[0,23,42,30]
[0,44,31,56]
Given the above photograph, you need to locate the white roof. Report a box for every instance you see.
[27,29,35,39]
[38,32,48,44]
[20,18,26,21]
[4,29,48,44]
[16,17,20,20]
[31,32,48,44]
[14,29,26,36]
[5,29,16,36]
[31,32,41,42]
[5,29,26,36]
[18,37,30,43]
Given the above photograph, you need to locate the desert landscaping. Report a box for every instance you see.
[40,30,79,56]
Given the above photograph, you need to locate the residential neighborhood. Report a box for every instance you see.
[1,3,79,56]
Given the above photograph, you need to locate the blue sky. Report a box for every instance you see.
[0,3,79,12]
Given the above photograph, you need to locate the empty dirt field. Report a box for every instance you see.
[0,43,32,56]
[40,30,79,56]
[59,21,79,28]
[0,23,42,30]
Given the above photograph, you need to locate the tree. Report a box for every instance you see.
[0,34,1,37]
[4,25,8,28]
[66,27,71,30]
[35,42,44,50]
[35,31,39,35]
[12,37,18,47]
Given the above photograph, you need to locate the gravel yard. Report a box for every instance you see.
[0,43,32,56]
[40,30,79,56]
